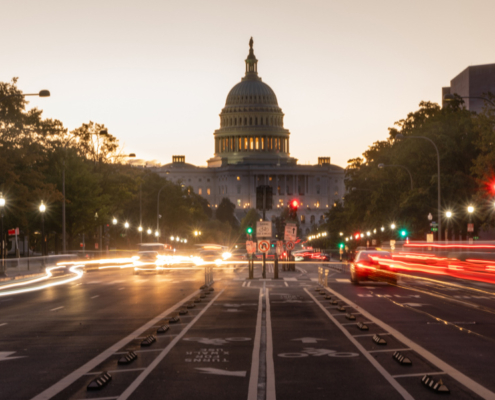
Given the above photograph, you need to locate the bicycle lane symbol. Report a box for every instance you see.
[278,348,359,358]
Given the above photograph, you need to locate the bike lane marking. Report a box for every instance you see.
[318,286,495,399]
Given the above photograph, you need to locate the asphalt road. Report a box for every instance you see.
[1,261,494,400]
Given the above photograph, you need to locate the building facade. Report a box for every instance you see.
[443,63,495,113]
[156,39,345,235]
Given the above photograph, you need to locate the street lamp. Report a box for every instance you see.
[390,223,396,230]
[444,94,495,107]
[467,206,474,241]
[0,193,5,277]
[445,211,452,242]
[0,90,50,101]
[395,133,441,240]
[39,201,46,256]
[124,221,129,229]
[377,163,413,190]
[147,228,152,235]
[112,217,118,225]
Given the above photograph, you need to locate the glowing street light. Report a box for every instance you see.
[467,206,474,214]
[0,192,5,276]
[112,218,118,225]
[445,211,452,218]
[138,226,143,232]
[124,221,129,229]
[147,228,152,235]
[381,226,385,232]
[155,230,159,237]
[390,223,396,230]
[39,201,46,256]
[170,236,175,241]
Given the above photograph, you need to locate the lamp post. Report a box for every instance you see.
[0,193,5,277]
[377,163,414,190]
[0,90,50,101]
[444,94,495,107]
[156,185,167,242]
[467,206,474,242]
[395,133,441,240]
[39,201,46,256]
[445,211,452,242]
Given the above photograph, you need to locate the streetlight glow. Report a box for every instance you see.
[390,223,396,230]
[0,193,5,208]
[446,211,452,218]
[381,226,385,232]
[170,236,174,241]
[112,218,117,225]
[138,226,143,232]
[39,201,46,213]
[155,231,159,237]
[147,228,152,235]
[468,206,474,214]
[124,222,129,229]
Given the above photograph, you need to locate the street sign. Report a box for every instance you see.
[258,240,270,253]
[246,240,256,254]
[467,223,474,233]
[431,227,438,232]
[256,221,272,238]
[7,228,19,236]
[286,241,295,250]
[284,223,297,241]
[276,240,284,256]
[426,233,434,242]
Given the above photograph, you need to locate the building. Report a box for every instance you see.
[156,39,345,235]
[443,63,495,113]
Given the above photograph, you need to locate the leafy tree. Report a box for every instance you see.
[215,198,238,229]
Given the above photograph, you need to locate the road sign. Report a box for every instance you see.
[7,228,19,236]
[286,241,295,250]
[276,240,284,256]
[426,233,434,242]
[467,223,474,233]
[246,240,256,254]
[256,221,272,238]
[258,240,270,253]
[284,223,297,241]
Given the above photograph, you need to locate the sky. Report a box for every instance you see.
[2,0,495,168]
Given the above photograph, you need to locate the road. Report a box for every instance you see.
[1,262,494,399]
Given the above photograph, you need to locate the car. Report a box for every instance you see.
[133,251,164,274]
[293,250,330,262]
[198,250,224,263]
[350,250,396,284]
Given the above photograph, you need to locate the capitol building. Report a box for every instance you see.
[157,39,345,235]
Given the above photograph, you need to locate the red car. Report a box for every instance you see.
[350,250,397,284]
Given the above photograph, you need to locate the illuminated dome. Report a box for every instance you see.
[211,37,293,166]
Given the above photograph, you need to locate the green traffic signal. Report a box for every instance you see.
[246,227,253,234]
[338,243,344,249]
[400,229,407,237]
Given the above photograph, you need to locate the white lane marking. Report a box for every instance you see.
[322,287,495,399]
[310,278,318,281]
[247,281,251,287]
[292,337,326,343]
[0,323,7,327]
[393,372,445,378]
[118,287,125,290]
[0,298,13,302]
[305,289,414,400]
[340,321,373,326]
[283,278,297,281]
[284,282,288,287]
[296,267,307,274]
[31,289,200,400]
[242,281,246,287]
[353,333,392,337]
[247,289,263,400]
[368,348,412,353]
[50,306,64,312]
[266,288,276,400]
[196,367,246,377]
[117,289,225,400]
[85,368,145,375]
[0,351,26,361]
[107,280,125,285]
[336,279,351,283]
[114,348,165,355]
[91,295,100,299]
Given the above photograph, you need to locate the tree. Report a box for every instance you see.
[215,198,238,229]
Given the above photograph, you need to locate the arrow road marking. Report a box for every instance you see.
[0,351,26,361]
[292,337,326,344]
[196,367,246,377]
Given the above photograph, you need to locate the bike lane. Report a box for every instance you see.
[127,283,261,400]
[269,283,406,400]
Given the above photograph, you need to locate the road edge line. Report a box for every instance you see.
[31,289,200,400]
[265,288,276,400]
[323,286,495,399]
[247,288,263,400]
[305,289,414,400]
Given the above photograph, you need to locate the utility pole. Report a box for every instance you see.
[262,185,266,279]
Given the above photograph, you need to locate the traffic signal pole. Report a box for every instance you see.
[262,186,266,279]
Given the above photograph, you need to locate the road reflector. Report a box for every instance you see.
[345,313,356,320]
[199,293,206,298]
[118,351,137,365]
[314,287,321,291]
[141,335,156,347]
[208,287,214,292]
[157,325,170,334]
[178,307,188,315]
[193,297,202,303]
[337,305,346,312]
[421,375,449,393]
[87,372,112,390]
[372,334,387,345]
[330,299,338,305]
[186,302,195,309]
[167,314,180,323]
[356,321,369,330]
[393,351,412,365]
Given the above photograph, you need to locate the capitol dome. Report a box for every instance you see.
[211,38,293,166]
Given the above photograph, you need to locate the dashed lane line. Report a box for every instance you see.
[50,306,64,312]
[85,368,146,376]
[0,323,7,327]
[393,372,445,378]
[31,289,201,400]
[118,287,125,290]
[247,288,263,400]
[266,288,276,400]
[368,348,412,353]
[321,286,495,399]
[305,289,414,400]
[90,295,99,299]
[116,289,225,400]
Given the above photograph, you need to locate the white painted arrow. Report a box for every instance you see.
[292,337,326,344]
[195,367,246,377]
[0,351,26,361]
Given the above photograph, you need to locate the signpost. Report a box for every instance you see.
[286,241,295,250]
[275,241,284,256]
[256,221,272,238]
[258,240,270,253]
[284,224,297,242]
[246,240,256,254]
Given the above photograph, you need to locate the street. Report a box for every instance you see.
[1,263,494,399]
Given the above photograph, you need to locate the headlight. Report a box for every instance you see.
[222,252,232,260]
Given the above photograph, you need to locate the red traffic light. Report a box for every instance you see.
[290,199,299,209]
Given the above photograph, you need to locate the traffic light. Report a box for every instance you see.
[338,243,344,249]
[289,199,299,218]
[246,226,253,235]
[400,229,408,238]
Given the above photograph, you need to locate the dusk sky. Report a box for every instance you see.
[3,0,495,168]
